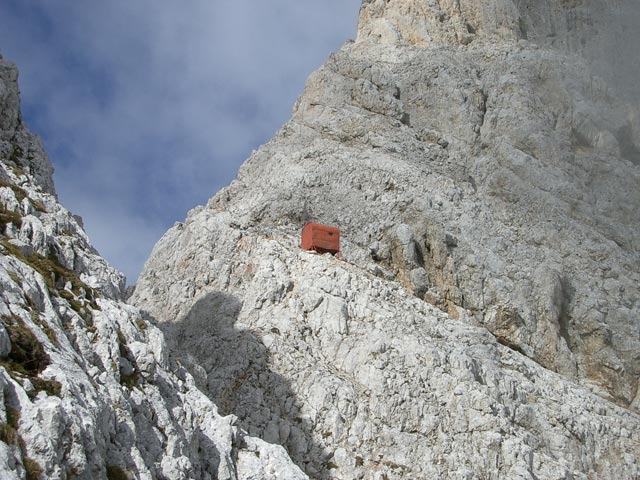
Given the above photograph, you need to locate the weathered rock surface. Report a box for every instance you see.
[358,0,640,99]
[0,54,305,479]
[134,222,640,479]
[133,1,640,478]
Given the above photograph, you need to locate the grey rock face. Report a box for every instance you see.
[133,1,640,478]
[358,0,640,98]
[0,56,305,479]
[0,61,55,196]
[134,222,640,479]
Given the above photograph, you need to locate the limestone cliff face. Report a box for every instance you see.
[0,55,305,480]
[358,0,640,97]
[133,1,640,479]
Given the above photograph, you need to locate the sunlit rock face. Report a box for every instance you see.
[133,0,640,478]
[358,0,640,100]
[345,0,640,406]
[0,54,305,480]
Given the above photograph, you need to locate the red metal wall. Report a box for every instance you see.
[301,223,340,254]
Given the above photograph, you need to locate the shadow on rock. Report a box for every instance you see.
[163,291,327,478]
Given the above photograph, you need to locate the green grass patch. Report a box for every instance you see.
[59,289,90,318]
[106,465,129,480]
[0,405,19,448]
[24,456,43,480]
[29,378,62,398]
[119,372,140,390]
[9,165,26,178]
[0,240,100,313]
[1,315,61,399]
[1,314,49,376]
[117,329,141,390]
[1,241,85,294]
[7,270,22,286]
[28,308,57,346]
[117,329,128,356]
[29,198,46,213]
[22,296,58,346]
[0,422,17,444]
[0,405,19,445]
[135,318,146,332]
[6,405,19,429]
[0,404,44,479]
[0,178,46,213]
[0,204,23,232]
[0,315,61,399]
[0,178,27,203]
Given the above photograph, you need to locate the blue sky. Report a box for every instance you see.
[0,0,361,283]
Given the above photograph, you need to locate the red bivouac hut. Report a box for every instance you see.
[301,223,340,255]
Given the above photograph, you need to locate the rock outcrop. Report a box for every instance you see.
[0,54,305,479]
[133,0,640,478]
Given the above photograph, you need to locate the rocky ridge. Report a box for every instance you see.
[133,0,640,478]
[135,221,640,479]
[0,54,305,479]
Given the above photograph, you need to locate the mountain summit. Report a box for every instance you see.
[132,0,640,478]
